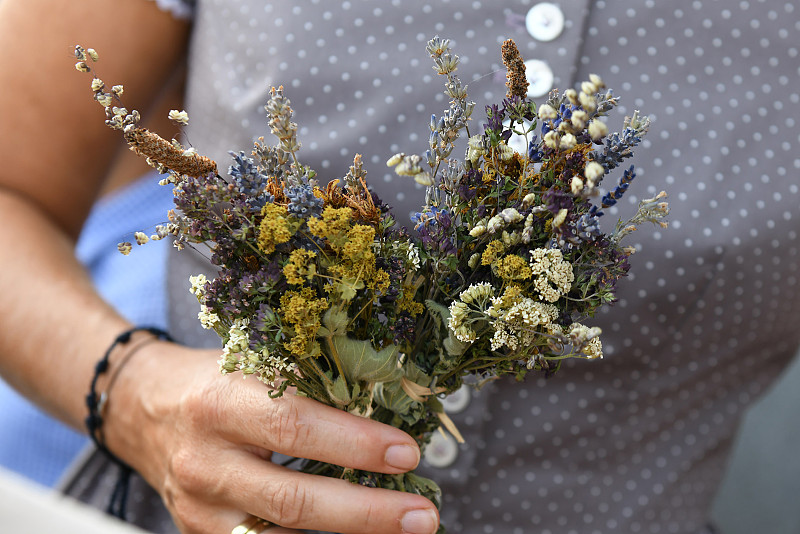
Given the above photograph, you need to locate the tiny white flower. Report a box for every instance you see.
[553,208,568,228]
[571,176,584,195]
[413,171,434,186]
[588,119,609,141]
[500,207,523,224]
[589,73,605,89]
[543,130,559,150]
[560,133,577,150]
[565,88,579,106]
[579,92,597,113]
[538,104,558,120]
[469,224,487,237]
[570,110,588,130]
[487,215,504,234]
[584,161,605,183]
[134,231,149,245]
[169,109,190,125]
[386,153,403,167]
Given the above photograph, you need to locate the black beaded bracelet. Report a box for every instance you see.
[85,326,173,519]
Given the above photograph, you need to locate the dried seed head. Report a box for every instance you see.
[124,127,217,177]
[501,39,529,99]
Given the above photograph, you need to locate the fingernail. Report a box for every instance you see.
[385,444,420,470]
[401,509,439,534]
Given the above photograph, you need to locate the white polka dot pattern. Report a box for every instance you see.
[159,1,800,533]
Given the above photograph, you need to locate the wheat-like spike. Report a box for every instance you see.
[124,127,217,177]
[501,39,529,100]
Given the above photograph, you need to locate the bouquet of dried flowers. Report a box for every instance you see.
[75,37,668,529]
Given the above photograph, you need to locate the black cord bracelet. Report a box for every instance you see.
[85,326,173,520]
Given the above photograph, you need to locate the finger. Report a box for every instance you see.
[222,387,422,474]
[224,456,440,534]
[184,507,303,534]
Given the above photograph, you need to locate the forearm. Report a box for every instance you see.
[0,188,130,431]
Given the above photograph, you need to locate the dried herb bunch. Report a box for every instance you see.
[76,38,667,531]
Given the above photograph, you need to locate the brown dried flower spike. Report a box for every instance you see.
[124,127,217,178]
[501,39,529,100]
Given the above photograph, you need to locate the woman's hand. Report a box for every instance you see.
[105,342,440,534]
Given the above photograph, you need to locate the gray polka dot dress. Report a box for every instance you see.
[115,1,800,532]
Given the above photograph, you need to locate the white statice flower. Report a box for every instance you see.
[466,134,486,165]
[168,109,190,125]
[469,223,487,238]
[584,161,605,183]
[570,109,588,130]
[225,319,251,353]
[552,208,568,228]
[498,143,515,161]
[197,305,220,330]
[579,91,597,113]
[588,119,609,141]
[571,176,585,195]
[189,274,208,300]
[458,282,495,307]
[499,207,523,224]
[447,300,478,344]
[529,248,575,302]
[560,133,577,150]
[256,349,291,386]
[589,73,605,89]
[568,323,603,359]
[489,298,559,351]
[220,319,257,375]
[406,243,421,271]
[452,325,477,343]
[543,130,559,150]
[538,103,558,120]
[487,214,505,234]
[134,231,149,245]
[502,230,520,247]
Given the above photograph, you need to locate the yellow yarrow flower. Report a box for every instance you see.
[279,287,329,357]
[283,249,317,285]
[307,206,353,252]
[481,240,506,266]
[495,254,533,281]
[257,203,291,254]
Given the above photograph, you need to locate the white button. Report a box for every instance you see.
[440,384,471,414]
[524,59,554,98]
[525,2,566,42]
[423,431,459,468]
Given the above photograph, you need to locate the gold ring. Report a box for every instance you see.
[231,516,275,534]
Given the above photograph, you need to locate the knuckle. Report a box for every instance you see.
[168,446,208,493]
[264,478,313,527]
[265,399,308,451]
[179,382,226,430]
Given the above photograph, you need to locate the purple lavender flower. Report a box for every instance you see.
[228,151,274,211]
[285,182,324,219]
[601,165,636,208]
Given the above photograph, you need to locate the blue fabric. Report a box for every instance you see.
[0,174,174,487]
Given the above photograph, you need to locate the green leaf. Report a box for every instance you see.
[321,308,349,336]
[326,375,352,407]
[332,337,402,383]
[373,380,418,417]
[443,334,469,357]
[425,299,451,323]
